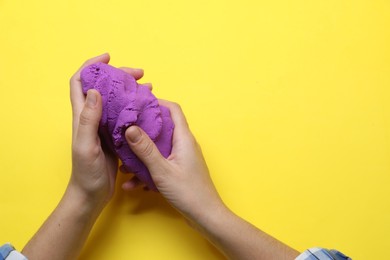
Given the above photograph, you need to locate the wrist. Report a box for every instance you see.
[185,199,232,233]
[63,183,107,218]
[68,169,112,207]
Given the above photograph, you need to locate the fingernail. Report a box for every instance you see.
[86,90,97,107]
[127,126,142,143]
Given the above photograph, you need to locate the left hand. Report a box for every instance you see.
[69,53,146,208]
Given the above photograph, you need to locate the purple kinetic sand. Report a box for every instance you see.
[80,62,174,191]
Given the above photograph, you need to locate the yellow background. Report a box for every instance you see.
[0,0,389,259]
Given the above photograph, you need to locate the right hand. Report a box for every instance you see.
[123,100,225,222]
[123,101,301,260]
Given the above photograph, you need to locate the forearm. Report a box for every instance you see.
[22,185,104,260]
[123,100,299,259]
[188,204,300,260]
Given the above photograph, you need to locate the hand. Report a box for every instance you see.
[22,54,157,260]
[123,101,300,260]
[69,53,147,208]
[123,100,225,222]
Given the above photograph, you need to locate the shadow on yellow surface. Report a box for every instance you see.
[79,173,225,259]
[0,0,389,259]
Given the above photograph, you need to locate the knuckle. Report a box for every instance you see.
[171,102,182,111]
[72,142,100,158]
[79,109,92,126]
[72,144,85,158]
[69,74,79,85]
[138,139,154,159]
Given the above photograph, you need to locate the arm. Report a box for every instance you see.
[22,54,145,260]
[21,185,106,260]
[123,101,300,260]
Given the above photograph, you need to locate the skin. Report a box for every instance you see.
[22,54,144,259]
[124,102,300,260]
[22,53,300,260]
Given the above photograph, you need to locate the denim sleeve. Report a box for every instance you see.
[296,247,351,260]
[0,243,28,260]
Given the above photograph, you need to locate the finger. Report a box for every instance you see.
[73,53,111,84]
[139,83,153,91]
[117,68,152,91]
[158,99,190,137]
[118,67,144,80]
[125,126,168,174]
[122,176,142,191]
[70,53,110,131]
[75,89,102,147]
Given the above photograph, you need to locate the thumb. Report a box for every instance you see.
[125,126,167,173]
[76,89,102,147]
